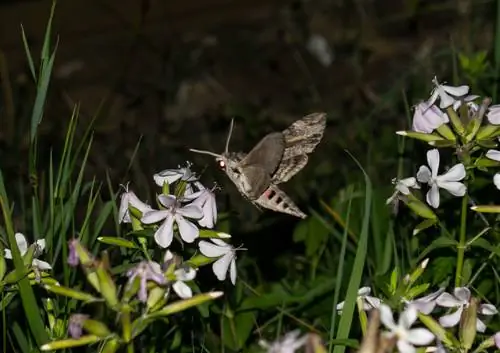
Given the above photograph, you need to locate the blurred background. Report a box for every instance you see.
[0,1,498,349]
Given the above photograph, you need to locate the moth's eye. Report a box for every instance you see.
[218,160,226,169]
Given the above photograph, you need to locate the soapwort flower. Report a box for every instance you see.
[416,149,466,208]
[126,261,166,303]
[428,77,470,109]
[412,102,449,133]
[153,162,198,196]
[198,238,238,285]
[336,286,381,312]
[141,194,203,248]
[386,177,420,205]
[68,314,89,339]
[436,287,498,332]
[4,232,52,270]
[380,304,435,353]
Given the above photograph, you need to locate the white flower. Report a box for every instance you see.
[428,77,470,109]
[337,286,381,312]
[183,182,217,228]
[386,177,420,205]
[380,304,435,353]
[416,149,466,208]
[198,238,238,285]
[153,162,198,193]
[259,330,307,353]
[4,233,52,270]
[403,288,445,315]
[412,102,449,133]
[118,188,153,223]
[172,267,196,299]
[436,287,498,332]
[141,195,202,248]
[487,105,500,125]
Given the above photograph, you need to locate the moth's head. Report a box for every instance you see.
[216,153,239,173]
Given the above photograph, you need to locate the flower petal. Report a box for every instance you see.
[487,149,500,162]
[4,249,12,259]
[141,210,169,224]
[476,318,486,333]
[397,340,416,353]
[439,307,463,328]
[494,173,500,190]
[230,257,237,285]
[427,149,440,178]
[436,293,463,307]
[358,287,371,296]
[426,184,440,208]
[35,239,46,252]
[173,280,193,299]
[437,181,466,197]
[495,332,500,349]
[407,328,435,346]
[212,253,232,281]
[437,164,465,182]
[154,214,175,248]
[442,83,469,97]
[454,287,470,302]
[379,304,396,330]
[175,215,199,243]
[199,240,230,258]
[32,259,52,270]
[158,194,177,208]
[399,306,418,329]
[417,166,432,183]
[15,233,28,255]
[178,204,203,219]
[478,303,498,315]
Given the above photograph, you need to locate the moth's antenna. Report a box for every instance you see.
[224,118,235,154]
[189,148,223,158]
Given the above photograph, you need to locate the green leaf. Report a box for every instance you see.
[40,335,104,351]
[43,284,100,303]
[145,292,223,319]
[333,153,371,353]
[97,236,138,249]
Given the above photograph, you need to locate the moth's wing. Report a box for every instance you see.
[239,132,285,176]
[272,112,326,184]
[240,165,271,200]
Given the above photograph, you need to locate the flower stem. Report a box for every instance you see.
[455,194,468,287]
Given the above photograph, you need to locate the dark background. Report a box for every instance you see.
[0,0,495,242]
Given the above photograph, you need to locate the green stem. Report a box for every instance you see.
[455,195,468,287]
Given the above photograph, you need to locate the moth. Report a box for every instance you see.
[189,112,327,218]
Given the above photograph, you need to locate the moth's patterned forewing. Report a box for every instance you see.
[272,112,327,184]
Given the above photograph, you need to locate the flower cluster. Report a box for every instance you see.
[119,163,241,294]
[337,285,498,353]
